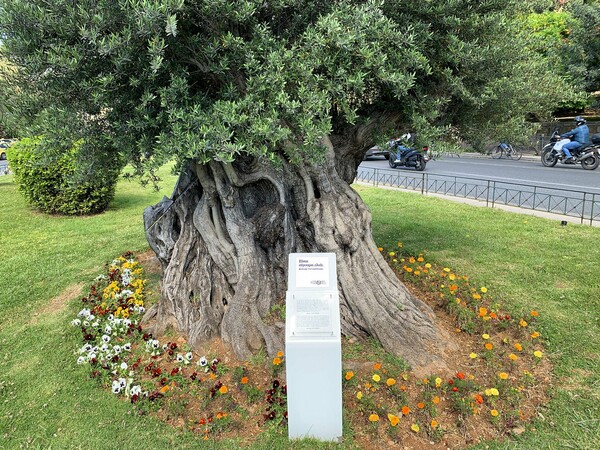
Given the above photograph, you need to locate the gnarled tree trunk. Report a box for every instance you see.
[144,133,443,368]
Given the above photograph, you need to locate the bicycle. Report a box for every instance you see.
[490,142,522,160]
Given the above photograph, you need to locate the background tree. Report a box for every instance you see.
[0,0,571,367]
[525,0,600,112]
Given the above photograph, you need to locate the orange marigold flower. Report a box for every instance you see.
[514,343,523,351]
[272,357,282,366]
[276,351,284,358]
[490,312,498,319]
[456,372,465,380]
[449,284,458,292]
[386,378,396,387]
[479,307,488,317]
[368,413,379,422]
[430,419,438,428]
[400,385,408,391]
[530,310,539,317]
[531,332,540,339]
[473,293,482,300]
[240,376,249,384]
[219,385,228,394]
[432,396,440,404]
[485,343,493,351]
[422,378,430,385]
[417,402,425,409]
[387,414,400,427]
[345,371,354,381]
[159,385,170,394]
[401,406,411,415]
[509,353,519,361]
[474,394,484,405]
[378,247,383,252]
[498,372,509,380]
[373,362,382,371]
[408,257,415,263]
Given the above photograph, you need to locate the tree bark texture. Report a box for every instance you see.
[144,134,442,368]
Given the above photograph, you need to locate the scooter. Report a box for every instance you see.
[541,130,600,170]
[387,136,427,171]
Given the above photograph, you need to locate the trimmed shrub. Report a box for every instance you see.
[9,137,120,215]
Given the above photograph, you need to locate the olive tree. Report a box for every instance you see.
[0,0,567,368]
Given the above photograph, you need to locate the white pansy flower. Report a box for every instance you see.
[198,356,208,367]
[101,334,111,343]
[130,385,142,396]
[71,318,81,327]
[77,356,86,365]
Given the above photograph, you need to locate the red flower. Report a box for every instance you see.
[456,372,465,380]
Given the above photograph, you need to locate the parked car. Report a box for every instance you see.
[0,139,16,160]
[364,145,390,160]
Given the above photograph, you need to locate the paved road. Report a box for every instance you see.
[357,154,600,223]
[360,154,600,194]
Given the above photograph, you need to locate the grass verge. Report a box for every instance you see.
[0,173,597,449]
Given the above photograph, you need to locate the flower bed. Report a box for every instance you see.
[72,248,550,447]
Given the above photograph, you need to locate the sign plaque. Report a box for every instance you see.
[285,252,342,442]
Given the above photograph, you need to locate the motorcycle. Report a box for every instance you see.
[541,129,600,170]
[387,135,427,171]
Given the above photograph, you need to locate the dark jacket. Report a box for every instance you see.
[561,125,590,144]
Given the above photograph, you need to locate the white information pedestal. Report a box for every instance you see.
[285,253,342,442]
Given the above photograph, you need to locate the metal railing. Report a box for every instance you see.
[355,168,600,226]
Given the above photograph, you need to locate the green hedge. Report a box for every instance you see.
[9,137,119,215]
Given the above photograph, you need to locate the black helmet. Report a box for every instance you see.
[575,116,586,126]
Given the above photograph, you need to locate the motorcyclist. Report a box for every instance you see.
[560,116,590,164]
[392,133,413,163]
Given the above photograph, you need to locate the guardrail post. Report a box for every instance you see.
[491,181,496,208]
[591,193,596,226]
[582,192,587,224]
[374,168,378,187]
[421,173,425,194]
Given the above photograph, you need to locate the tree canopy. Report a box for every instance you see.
[0,0,572,170]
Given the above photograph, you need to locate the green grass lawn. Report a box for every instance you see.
[0,173,598,449]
